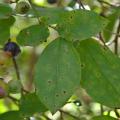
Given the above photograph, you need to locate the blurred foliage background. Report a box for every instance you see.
[0,0,120,120]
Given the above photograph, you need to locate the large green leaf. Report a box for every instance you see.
[0,111,22,120]
[0,3,13,19]
[17,24,49,46]
[92,116,117,120]
[0,16,15,44]
[35,37,81,113]
[20,93,47,116]
[75,39,120,108]
[56,10,108,41]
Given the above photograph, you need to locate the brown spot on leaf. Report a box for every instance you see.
[63,90,66,94]
[81,64,85,68]
[48,80,52,84]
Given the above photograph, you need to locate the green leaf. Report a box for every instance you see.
[103,11,119,42]
[0,111,22,120]
[92,116,117,120]
[56,10,108,41]
[75,39,120,108]
[0,16,15,44]
[0,3,13,19]
[20,93,47,116]
[17,24,49,46]
[32,8,108,41]
[35,37,81,113]
[32,7,67,24]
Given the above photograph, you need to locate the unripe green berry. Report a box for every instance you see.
[15,1,30,14]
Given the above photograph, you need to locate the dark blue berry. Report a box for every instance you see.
[3,41,21,57]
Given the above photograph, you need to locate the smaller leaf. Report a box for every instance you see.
[17,24,49,46]
[0,3,13,19]
[56,10,108,41]
[103,11,119,42]
[31,7,67,24]
[0,111,22,120]
[20,93,47,116]
[92,116,117,120]
[0,16,15,44]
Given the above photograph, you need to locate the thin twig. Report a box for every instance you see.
[28,0,41,24]
[104,29,120,37]
[28,0,57,31]
[99,32,106,46]
[60,110,64,120]
[12,57,29,94]
[8,95,19,102]
[8,95,19,105]
[77,0,85,9]
[97,0,118,7]
[105,20,120,46]
[114,108,120,118]
[12,57,20,80]
[100,104,104,115]
[107,110,111,116]
[114,18,120,55]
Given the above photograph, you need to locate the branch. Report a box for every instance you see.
[97,0,118,7]
[12,57,29,94]
[100,104,104,115]
[12,57,20,80]
[8,95,19,105]
[104,29,120,37]
[114,108,120,118]
[60,111,64,120]
[28,0,41,24]
[99,32,106,46]
[77,0,85,9]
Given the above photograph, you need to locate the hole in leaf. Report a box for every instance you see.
[63,90,66,94]
[95,72,101,78]
[81,64,85,68]
[103,23,106,26]
[102,46,107,52]
[70,16,73,19]
[48,80,52,84]
[56,94,59,97]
